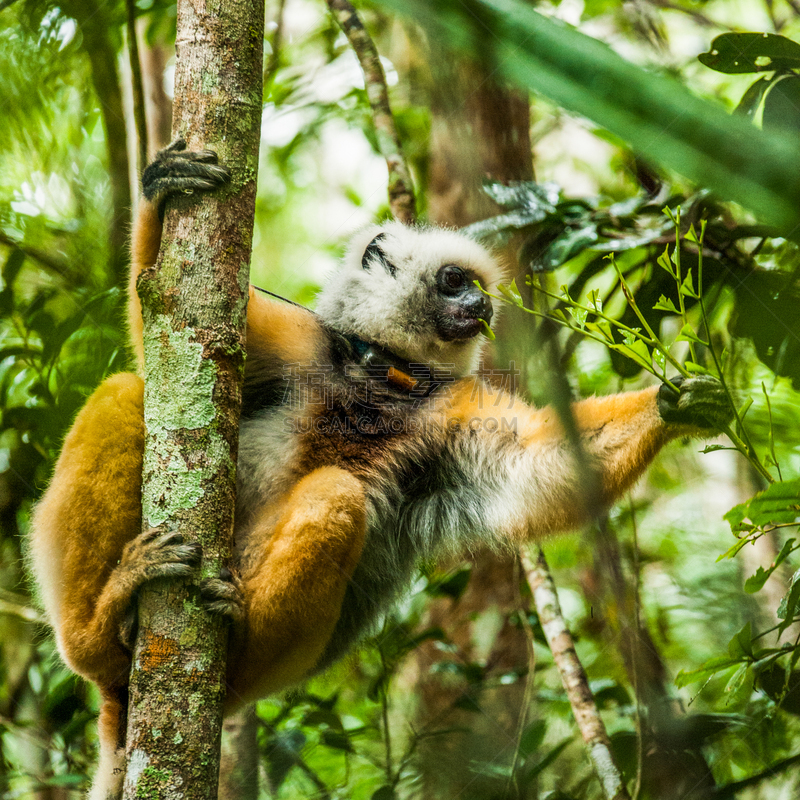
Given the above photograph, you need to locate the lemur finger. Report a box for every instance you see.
[199,568,244,624]
[657,375,731,429]
[120,528,202,574]
[163,138,187,153]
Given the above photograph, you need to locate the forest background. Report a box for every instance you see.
[0,0,799,798]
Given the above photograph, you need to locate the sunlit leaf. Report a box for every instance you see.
[653,295,679,313]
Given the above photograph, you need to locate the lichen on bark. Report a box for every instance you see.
[122,0,264,797]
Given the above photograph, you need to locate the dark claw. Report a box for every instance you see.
[657,375,732,430]
[141,139,231,207]
[199,568,244,624]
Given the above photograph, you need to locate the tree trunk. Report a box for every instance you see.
[122,1,264,798]
[413,58,534,800]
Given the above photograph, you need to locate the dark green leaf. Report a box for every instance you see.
[519,738,573,786]
[778,569,800,636]
[321,729,354,752]
[518,719,547,758]
[302,709,344,731]
[699,33,800,74]
[763,76,800,133]
[735,76,772,119]
[536,224,599,269]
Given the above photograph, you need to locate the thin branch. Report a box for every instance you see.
[521,545,631,800]
[125,0,149,170]
[643,0,720,28]
[326,0,416,224]
[0,591,45,625]
[0,232,78,282]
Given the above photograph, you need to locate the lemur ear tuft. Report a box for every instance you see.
[361,232,396,277]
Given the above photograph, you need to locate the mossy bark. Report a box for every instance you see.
[122,1,264,798]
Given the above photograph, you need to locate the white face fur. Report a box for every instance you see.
[314,221,507,376]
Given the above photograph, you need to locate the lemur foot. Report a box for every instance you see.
[141,138,231,211]
[117,528,202,648]
[657,375,732,430]
[199,568,245,625]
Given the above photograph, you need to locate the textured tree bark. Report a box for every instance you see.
[122,1,264,798]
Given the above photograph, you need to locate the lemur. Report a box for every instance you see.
[30,141,730,799]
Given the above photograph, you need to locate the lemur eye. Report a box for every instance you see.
[437,265,467,295]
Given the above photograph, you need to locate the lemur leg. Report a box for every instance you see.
[224,466,366,710]
[29,373,200,685]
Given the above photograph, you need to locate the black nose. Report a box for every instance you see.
[463,291,493,323]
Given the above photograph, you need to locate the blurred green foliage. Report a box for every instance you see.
[0,0,799,798]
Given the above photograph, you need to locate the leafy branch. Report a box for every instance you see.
[486,209,776,485]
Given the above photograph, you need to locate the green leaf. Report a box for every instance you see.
[778,569,800,635]
[724,479,800,531]
[675,656,743,688]
[613,340,651,369]
[744,538,796,594]
[679,269,699,298]
[717,536,756,562]
[568,306,587,329]
[538,224,599,269]
[724,663,749,695]
[685,361,710,374]
[321,730,355,752]
[676,324,709,346]
[735,76,772,119]
[763,75,800,134]
[386,0,800,229]
[699,33,800,74]
[519,719,547,758]
[728,621,754,659]
[657,246,676,277]
[621,328,642,345]
[586,319,614,342]
[497,280,524,306]
[653,294,679,313]
[519,738,573,786]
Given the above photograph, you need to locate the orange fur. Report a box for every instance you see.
[31,179,723,799]
[226,467,366,709]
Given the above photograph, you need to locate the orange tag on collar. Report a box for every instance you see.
[387,366,418,392]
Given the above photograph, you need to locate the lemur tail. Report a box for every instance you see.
[88,688,127,800]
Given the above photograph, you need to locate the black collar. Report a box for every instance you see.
[345,335,443,398]
[251,285,444,398]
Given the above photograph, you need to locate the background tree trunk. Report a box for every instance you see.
[412,56,534,799]
[122,1,264,798]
